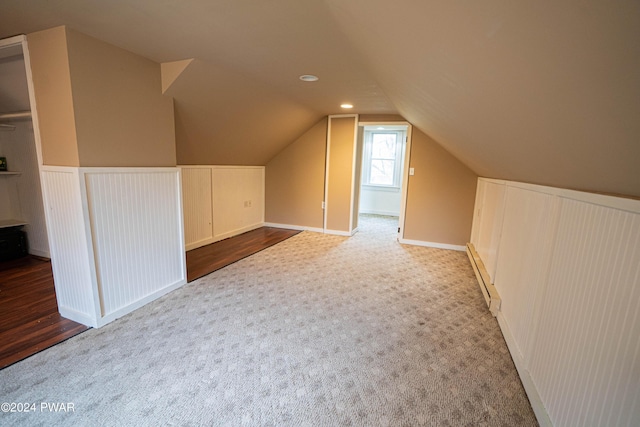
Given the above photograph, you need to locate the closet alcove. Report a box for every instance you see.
[0,37,50,261]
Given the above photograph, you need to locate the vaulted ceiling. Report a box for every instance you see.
[1,0,639,196]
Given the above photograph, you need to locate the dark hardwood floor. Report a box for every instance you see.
[186,226,301,282]
[0,256,88,369]
[0,226,300,369]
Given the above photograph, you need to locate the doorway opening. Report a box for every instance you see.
[357,123,410,238]
[0,36,88,369]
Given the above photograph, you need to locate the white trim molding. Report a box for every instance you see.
[497,311,553,427]
[399,238,466,252]
[324,228,358,237]
[264,222,324,234]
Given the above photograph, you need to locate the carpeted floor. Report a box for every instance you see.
[0,215,538,426]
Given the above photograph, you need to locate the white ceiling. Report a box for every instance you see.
[1,0,639,196]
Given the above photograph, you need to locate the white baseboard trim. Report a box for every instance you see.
[58,306,98,329]
[186,223,266,251]
[60,278,188,329]
[324,228,357,237]
[29,249,50,259]
[264,222,324,234]
[398,238,466,252]
[359,209,400,217]
[497,311,552,427]
[96,278,187,328]
[185,236,215,251]
[264,223,359,237]
[213,222,264,242]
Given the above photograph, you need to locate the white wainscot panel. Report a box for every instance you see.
[84,169,186,321]
[529,198,640,427]
[181,167,213,250]
[472,180,506,282]
[211,166,265,240]
[493,186,556,364]
[41,168,98,326]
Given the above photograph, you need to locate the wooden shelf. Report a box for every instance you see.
[0,219,27,229]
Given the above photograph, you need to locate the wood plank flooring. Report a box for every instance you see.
[186,226,301,282]
[0,256,88,369]
[0,226,300,369]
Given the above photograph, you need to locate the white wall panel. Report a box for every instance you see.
[84,169,186,319]
[180,165,265,249]
[493,187,556,363]
[470,177,640,427]
[529,198,640,427]
[211,166,264,241]
[180,167,213,250]
[471,179,506,281]
[41,167,186,328]
[40,167,98,326]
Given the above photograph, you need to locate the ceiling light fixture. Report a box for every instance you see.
[340,103,353,109]
[299,74,319,82]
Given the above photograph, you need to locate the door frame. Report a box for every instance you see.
[356,121,412,240]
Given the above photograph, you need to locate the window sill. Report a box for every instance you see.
[362,184,401,193]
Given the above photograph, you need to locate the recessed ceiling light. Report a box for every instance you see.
[299,74,319,82]
[340,103,353,109]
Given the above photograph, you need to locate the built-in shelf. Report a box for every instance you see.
[0,219,28,229]
[0,171,21,176]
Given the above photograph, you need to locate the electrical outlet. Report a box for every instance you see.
[244,200,252,208]
[321,201,326,209]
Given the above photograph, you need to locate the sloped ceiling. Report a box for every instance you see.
[323,1,640,197]
[0,1,638,195]
[164,59,319,165]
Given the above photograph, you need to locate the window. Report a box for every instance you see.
[362,130,405,188]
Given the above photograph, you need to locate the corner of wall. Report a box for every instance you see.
[403,128,477,246]
[265,117,328,229]
[26,25,80,167]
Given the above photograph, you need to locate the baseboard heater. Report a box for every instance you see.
[466,243,501,316]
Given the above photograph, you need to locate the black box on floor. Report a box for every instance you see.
[0,227,28,261]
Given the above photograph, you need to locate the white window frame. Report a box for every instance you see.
[361,130,406,189]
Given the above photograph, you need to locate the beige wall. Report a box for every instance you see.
[265,118,327,228]
[325,115,357,233]
[28,26,175,167]
[65,29,175,167]
[27,27,79,166]
[267,115,476,246]
[403,128,477,245]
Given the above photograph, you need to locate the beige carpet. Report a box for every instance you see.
[0,215,537,426]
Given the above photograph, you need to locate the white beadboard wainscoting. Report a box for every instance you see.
[469,177,640,427]
[40,166,186,328]
[180,165,265,251]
